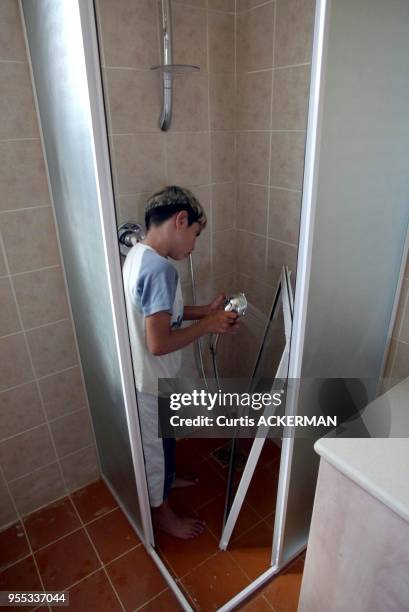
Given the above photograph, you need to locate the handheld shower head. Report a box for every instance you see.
[224,293,247,317]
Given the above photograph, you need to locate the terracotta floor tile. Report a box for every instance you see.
[245,464,279,519]
[71,479,117,524]
[181,551,250,610]
[86,507,141,564]
[199,493,260,542]
[171,459,226,511]
[155,525,219,579]
[35,528,100,591]
[0,522,30,571]
[139,587,184,611]
[24,497,81,551]
[53,569,123,612]
[238,593,273,611]
[106,546,168,611]
[229,522,274,581]
[0,556,43,611]
[262,557,304,612]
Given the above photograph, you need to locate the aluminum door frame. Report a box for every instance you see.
[219,267,293,551]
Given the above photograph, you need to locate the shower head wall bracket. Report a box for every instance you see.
[152,0,200,131]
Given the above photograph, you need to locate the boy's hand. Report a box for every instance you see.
[209,293,227,311]
[201,310,240,334]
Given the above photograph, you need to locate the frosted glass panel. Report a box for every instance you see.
[21,0,143,531]
[281,0,409,566]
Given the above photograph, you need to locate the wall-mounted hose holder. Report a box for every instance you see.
[151,0,200,131]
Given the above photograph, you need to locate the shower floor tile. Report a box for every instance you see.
[0,477,304,611]
[0,521,30,571]
[85,507,141,564]
[71,479,118,523]
[181,551,250,610]
[23,497,81,551]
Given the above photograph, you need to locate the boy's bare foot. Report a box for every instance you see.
[171,474,198,489]
[152,500,205,539]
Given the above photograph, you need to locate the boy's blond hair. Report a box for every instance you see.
[144,185,207,230]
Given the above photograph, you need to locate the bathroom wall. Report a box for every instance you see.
[234,0,315,376]
[0,0,99,530]
[96,0,237,305]
[96,0,316,379]
[384,252,409,382]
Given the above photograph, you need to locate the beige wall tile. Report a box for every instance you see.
[174,0,207,7]
[39,367,87,421]
[213,229,236,276]
[268,188,302,244]
[1,208,60,274]
[0,140,50,212]
[237,183,269,235]
[236,72,272,131]
[0,333,33,391]
[275,0,316,67]
[0,249,6,277]
[0,0,27,61]
[212,183,235,231]
[0,471,17,527]
[237,2,275,72]
[96,0,160,68]
[50,410,95,459]
[0,425,56,481]
[237,132,270,184]
[266,238,297,285]
[0,383,45,441]
[114,134,166,195]
[191,225,211,281]
[118,194,150,226]
[236,230,266,277]
[173,4,208,70]
[391,341,409,381]
[0,62,39,139]
[211,132,235,183]
[8,462,65,516]
[167,133,210,184]
[270,131,306,190]
[27,320,78,378]
[0,278,20,336]
[172,258,190,286]
[237,0,267,11]
[237,273,269,316]
[105,69,160,133]
[398,281,409,343]
[13,267,69,330]
[404,254,409,279]
[209,0,235,12]
[208,12,235,73]
[171,72,209,132]
[271,65,310,130]
[209,74,235,131]
[391,279,408,341]
[187,185,212,230]
[61,446,100,492]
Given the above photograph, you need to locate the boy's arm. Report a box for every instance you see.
[183,304,210,320]
[146,310,239,356]
[183,293,226,321]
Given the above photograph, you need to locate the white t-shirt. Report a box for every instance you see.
[122,243,184,396]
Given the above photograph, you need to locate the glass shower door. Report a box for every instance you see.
[220,267,294,550]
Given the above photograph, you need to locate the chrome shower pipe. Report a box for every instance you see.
[159,0,173,131]
[188,254,209,389]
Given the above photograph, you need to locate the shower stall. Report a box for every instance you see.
[20,0,409,609]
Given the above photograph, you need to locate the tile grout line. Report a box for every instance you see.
[68,493,127,612]
[5,444,98,488]
[0,227,72,514]
[0,318,71,342]
[0,204,52,214]
[0,464,51,611]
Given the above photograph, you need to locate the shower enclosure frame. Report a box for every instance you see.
[20,0,409,609]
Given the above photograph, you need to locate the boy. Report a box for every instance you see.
[122,186,239,539]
